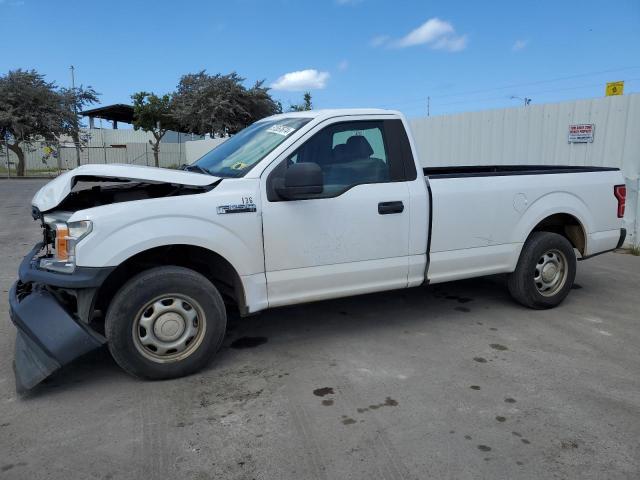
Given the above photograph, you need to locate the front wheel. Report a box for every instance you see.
[507,232,577,309]
[105,266,226,380]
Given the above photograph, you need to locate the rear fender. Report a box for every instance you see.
[512,191,593,254]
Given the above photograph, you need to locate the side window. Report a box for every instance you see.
[268,120,405,201]
[332,127,387,164]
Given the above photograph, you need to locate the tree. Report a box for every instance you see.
[172,71,280,137]
[245,80,283,122]
[131,92,176,167]
[0,70,60,176]
[59,86,99,167]
[0,69,98,176]
[290,92,312,112]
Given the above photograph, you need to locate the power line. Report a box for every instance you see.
[431,77,640,108]
[377,65,640,109]
[435,66,640,100]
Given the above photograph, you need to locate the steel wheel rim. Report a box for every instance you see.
[132,294,206,363]
[534,249,568,297]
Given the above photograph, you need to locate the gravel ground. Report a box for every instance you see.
[1,178,639,480]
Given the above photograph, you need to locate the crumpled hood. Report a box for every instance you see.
[32,164,219,212]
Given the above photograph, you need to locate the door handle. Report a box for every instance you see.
[378,201,404,215]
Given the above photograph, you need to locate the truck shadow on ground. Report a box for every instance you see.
[25,274,525,396]
[220,274,513,351]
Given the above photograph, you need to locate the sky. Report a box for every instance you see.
[1,0,639,120]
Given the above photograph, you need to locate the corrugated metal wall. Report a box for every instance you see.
[2,141,188,174]
[1,128,193,175]
[83,129,200,146]
[184,138,228,164]
[409,93,640,246]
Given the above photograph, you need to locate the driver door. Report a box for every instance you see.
[261,118,411,307]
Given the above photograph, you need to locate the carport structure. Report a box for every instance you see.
[81,104,134,129]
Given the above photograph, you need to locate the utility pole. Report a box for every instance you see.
[4,140,10,179]
[510,95,532,106]
[427,96,430,117]
[70,65,76,89]
[69,65,81,168]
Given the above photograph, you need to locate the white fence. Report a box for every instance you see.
[0,127,200,176]
[409,94,640,246]
[1,141,188,176]
[184,138,228,164]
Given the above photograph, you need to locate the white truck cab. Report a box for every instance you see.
[10,109,627,391]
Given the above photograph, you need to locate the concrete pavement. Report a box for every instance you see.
[1,179,639,479]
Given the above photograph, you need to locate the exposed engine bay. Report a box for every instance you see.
[50,176,217,213]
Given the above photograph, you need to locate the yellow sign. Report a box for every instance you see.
[606,81,624,96]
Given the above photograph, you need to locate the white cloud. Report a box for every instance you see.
[512,39,528,51]
[370,35,390,47]
[397,18,454,47]
[432,34,468,52]
[338,60,349,71]
[376,17,468,52]
[271,69,330,91]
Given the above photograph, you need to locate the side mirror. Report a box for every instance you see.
[276,162,323,200]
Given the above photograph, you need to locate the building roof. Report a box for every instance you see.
[80,104,134,124]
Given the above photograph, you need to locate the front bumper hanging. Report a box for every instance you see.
[9,282,106,393]
[9,244,111,393]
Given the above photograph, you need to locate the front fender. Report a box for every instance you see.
[80,216,262,276]
[70,187,264,276]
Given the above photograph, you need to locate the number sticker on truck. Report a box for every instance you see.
[266,124,296,136]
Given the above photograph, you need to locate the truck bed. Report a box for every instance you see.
[423,165,623,284]
[424,165,619,179]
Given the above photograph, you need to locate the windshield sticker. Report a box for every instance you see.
[266,124,296,136]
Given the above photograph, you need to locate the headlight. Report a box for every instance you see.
[40,220,93,273]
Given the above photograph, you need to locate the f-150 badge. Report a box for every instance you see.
[217,203,257,214]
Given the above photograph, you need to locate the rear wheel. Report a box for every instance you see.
[105,266,226,380]
[507,232,576,309]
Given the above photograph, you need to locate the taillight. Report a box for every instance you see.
[614,184,626,218]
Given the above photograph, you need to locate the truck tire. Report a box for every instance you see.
[105,266,226,380]
[507,232,576,309]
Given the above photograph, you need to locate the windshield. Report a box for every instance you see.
[192,117,312,178]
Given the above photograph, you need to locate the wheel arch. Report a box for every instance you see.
[528,213,587,256]
[514,192,593,257]
[93,244,248,323]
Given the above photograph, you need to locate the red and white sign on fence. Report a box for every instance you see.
[568,124,595,143]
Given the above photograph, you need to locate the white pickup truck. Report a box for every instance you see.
[10,108,627,391]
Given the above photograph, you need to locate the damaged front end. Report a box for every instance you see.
[10,281,105,393]
[11,164,221,393]
[9,243,114,393]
